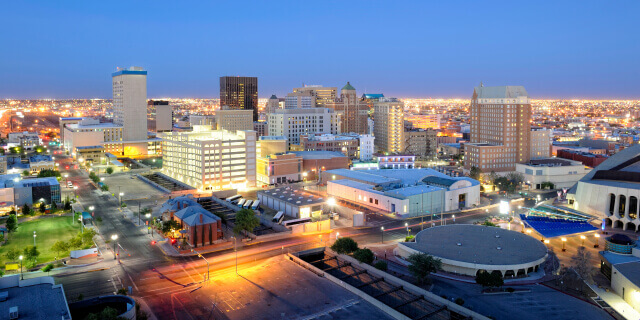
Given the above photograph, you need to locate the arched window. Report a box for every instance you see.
[609,194,616,216]
[619,195,626,217]
[630,196,638,220]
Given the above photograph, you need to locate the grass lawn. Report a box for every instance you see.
[0,216,81,267]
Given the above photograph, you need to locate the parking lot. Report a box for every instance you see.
[142,172,194,192]
[101,174,168,201]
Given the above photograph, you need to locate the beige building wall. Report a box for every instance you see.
[530,128,551,159]
[256,153,302,185]
[374,99,404,153]
[215,109,253,132]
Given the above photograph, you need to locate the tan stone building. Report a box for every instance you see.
[465,84,531,172]
[530,127,551,160]
[326,82,369,134]
[256,153,303,185]
[374,98,404,153]
[404,129,437,158]
[215,108,253,132]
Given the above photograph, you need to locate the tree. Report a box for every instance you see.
[162,219,181,234]
[5,214,18,233]
[81,228,97,245]
[42,264,54,274]
[233,209,260,236]
[68,236,83,249]
[469,166,481,181]
[101,184,109,191]
[475,270,504,288]
[22,170,30,177]
[0,269,4,278]
[23,245,40,262]
[51,240,69,258]
[51,201,57,212]
[5,248,19,262]
[407,253,442,284]
[37,169,61,178]
[64,198,72,211]
[571,246,594,284]
[331,237,359,254]
[8,207,16,216]
[106,167,114,175]
[353,248,375,264]
[89,171,100,183]
[374,260,388,271]
[481,220,498,227]
[22,203,31,215]
[39,202,46,214]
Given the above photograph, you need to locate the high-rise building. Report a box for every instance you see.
[292,85,337,108]
[160,126,256,190]
[530,127,551,160]
[284,91,316,109]
[326,82,369,134]
[268,108,341,145]
[112,67,148,142]
[404,113,441,130]
[214,108,253,132]
[265,94,281,113]
[149,100,173,132]
[374,98,404,153]
[220,76,258,121]
[465,84,531,172]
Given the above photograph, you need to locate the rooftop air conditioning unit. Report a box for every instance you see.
[9,306,18,320]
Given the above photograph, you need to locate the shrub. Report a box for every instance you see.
[42,264,54,273]
[374,260,388,271]
[405,235,415,242]
[331,237,359,254]
[454,297,465,305]
[353,248,374,264]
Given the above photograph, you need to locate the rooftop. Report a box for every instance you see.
[290,151,347,160]
[29,155,53,163]
[342,82,356,91]
[258,187,326,207]
[403,225,548,266]
[525,158,578,167]
[0,275,71,320]
[614,261,640,287]
[474,85,529,100]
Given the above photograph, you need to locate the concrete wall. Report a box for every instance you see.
[611,265,640,313]
[70,248,99,259]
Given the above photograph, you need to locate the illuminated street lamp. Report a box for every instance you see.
[561,237,567,252]
[405,222,409,237]
[544,239,550,245]
[302,171,308,182]
[146,213,151,235]
[594,233,601,248]
[111,234,118,260]
[19,255,23,280]
[33,231,36,246]
[380,226,385,243]
[580,235,586,246]
[452,214,455,223]
[119,192,124,206]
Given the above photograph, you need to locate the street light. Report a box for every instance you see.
[19,255,23,280]
[111,234,118,260]
[580,235,586,246]
[405,222,409,237]
[561,237,567,252]
[73,186,78,198]
[119,192,124,207]
[146,213,151,234]
[544,239,550,245]
[33,231,36,246]
[380,226,384,243]
[594,233,601,248]
[452,214,455,223]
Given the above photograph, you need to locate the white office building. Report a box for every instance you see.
[268,108,341,145]
[7,132,41,148]
[63,118,123,155]
[161,126,257,191]
[112,66,149,154]
[516,158,589,190]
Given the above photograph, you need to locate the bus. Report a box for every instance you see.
[272,211,285,224]
[243,200,253,209]
[226,195,242,203]
[250,200,260,210]
[236,199,246,207]
[283,217,312,227]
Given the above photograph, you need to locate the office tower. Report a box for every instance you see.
[112,67,148,142]
[465,84,531,172]
[284,91,316,109]
[404,113,441,130]
[530,127,551,159]
[404,128,437,158]
[220,76,258,121]
[215,108,254,132]
[160,126,256,190]
[292,85,337,108]
[373,98,404,153]
[326,82,369,134]
[149,100,173,132]
[266,94,280,113]
[253,121,268,137]
[268,108,341,145]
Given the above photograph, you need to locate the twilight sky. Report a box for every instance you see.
[1,1,639,99]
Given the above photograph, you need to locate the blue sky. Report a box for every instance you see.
[1,1,638,99]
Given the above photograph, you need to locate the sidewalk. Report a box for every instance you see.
[588,283,640,320]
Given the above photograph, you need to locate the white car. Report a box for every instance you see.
[67,182,73,188]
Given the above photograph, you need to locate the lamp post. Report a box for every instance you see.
[33,231,36,246]
[594,233,600,248]
[452,214,455,223]
[119,192,124,207]
[19,255,23,280]
[380,226,384,243]
[73,186,78,198]
[111,234,118,260]
[580,235,586,247]
[561,237,567,252]
[146,213,151,234]
[335,232,339,243]
[405,222,409,237]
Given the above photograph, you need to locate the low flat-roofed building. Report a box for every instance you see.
[374,153,415,169]
[256,153,303,186]
[290,151,349,181]
[28,155,55,175]
[516,158,590,190]
[0,275,71,320]
[0,156,7,175]
[257,187,326,218]
[8,131,41,148]
[612,261,640,314]
[74,145,105,165]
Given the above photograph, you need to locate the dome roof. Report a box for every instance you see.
[342,82,355,91]
[609,234,634,245]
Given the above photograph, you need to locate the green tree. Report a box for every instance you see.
[51,240,70,258]
[89,171,100,183]
[51,201,57,212]
[5,214,18,233]
[374,260,388,271]
[117,288,128,295]
[23,245,40,262]
[5,248,20,262]
[42,264,54,274]
[162,219,180,234]
[101,184,109,191]
[22,170,30,177]
[469,166,481,180]
[353,248,374,264]
[8,207,16,215]
[481,220,498,227]
[37,169,61,178]
[407,253,442,284]
[22,203,30,215]
[68,236,83,250]
[475,270,504,288]
[106,167,114,175]
[39,202,46,214]
[0,269,4,278]
[81,229,97,246]
[330,237,359,254]
[233,209,260,236]
[405,235,415,242]
[64,198,72,210]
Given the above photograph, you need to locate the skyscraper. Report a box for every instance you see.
[112,66,148,142]
[292,85,337,108]
[220,76,258,121]
[326,82,369,134]
[465,84,531,172]
[373,98,404,153]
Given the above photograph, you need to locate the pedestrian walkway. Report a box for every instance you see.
[588,283,640,320]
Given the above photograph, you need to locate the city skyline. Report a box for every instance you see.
[1,1,639,99]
